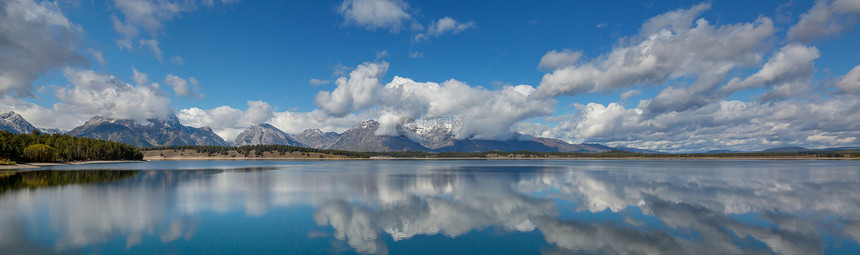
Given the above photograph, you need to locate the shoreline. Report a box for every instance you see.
[2,156,857,170]
[0,160,144,170]
[145,156,859,161]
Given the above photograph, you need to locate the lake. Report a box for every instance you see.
[1,160,859,254]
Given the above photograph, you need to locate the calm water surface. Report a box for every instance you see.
[1,160,859,254]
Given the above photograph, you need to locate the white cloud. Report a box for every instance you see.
[338,0,411,33]
[164,74,201,98]
[375,50,388,59]
[131,67,149,85]
[177,101,274,140]
[806,133,857,144]
[170,55,184,65]
[409,51,424,58]
[177,101,366,140]
[270,110,370,134]
[836,65,860,94]
[309,79,331,86]
[413,17,475,42]
[721,44,820,95]
[139,39,163,62]
[54,68,172,123]
[538,49,582,71]
[620,89,641,101]
[87,48,106,65]
[111,0,197,39]
[787,0,860,43]
[533,3,774,99]
[0,95,84,130]
[1,67,177,130]
[315,62,388,117]
[520,96,860,152]
[315,62,556,140]
[110,0,237,59]
[0,0,86,96]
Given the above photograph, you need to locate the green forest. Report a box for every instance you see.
[0,131,143,163]
[144,144,370,158]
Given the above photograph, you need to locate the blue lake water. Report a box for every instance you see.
[1,160,860,254]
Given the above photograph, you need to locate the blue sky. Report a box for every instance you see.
[2,0,860,152]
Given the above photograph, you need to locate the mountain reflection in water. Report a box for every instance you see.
[0,160,858,254]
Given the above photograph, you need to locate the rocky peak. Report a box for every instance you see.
[0,110,38,134]
[293,128,340,149]
[232,123,304,146]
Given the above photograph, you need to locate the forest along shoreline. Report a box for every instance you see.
[139,145,860,161]
[1,131,143,170]
[3,130,859,171]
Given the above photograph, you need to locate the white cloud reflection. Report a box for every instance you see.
[1,161,859,254]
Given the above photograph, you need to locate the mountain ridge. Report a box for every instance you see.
[232,123,304,147]
[67,115,228,147]
[0,110,37,134]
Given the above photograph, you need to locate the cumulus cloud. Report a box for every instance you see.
[1,68,176,130]
[269,110,371,134]
[54,68,172,122]
[0,95,84,130]
[338,0,411,33]
[0,0,86,96]
[533,3,774,99]
[132,67,149,85]
[177,100,274,140]
[787,0,860,43]
[314,62,556,140]
[836,65,860,94]
[519,95,860,152]
[721,44,820,96]
[413,17,475,42]
[315,62,388,117]
[164,74,201,98]
[537,49,582,71]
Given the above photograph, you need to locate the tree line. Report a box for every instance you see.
[143,144,372,158]
[141,146,860,159]
[0,131,143,163]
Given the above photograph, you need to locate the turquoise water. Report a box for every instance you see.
[1,160,859,254]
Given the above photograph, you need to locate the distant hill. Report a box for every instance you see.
[67,115,228,147]
[706,150,743,154]
[232,123,304,147]
[762,147,812,152]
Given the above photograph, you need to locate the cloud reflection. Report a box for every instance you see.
[0,161,858,254]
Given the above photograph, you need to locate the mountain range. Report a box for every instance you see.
[66,115,228,147]
[1,110,657,153]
